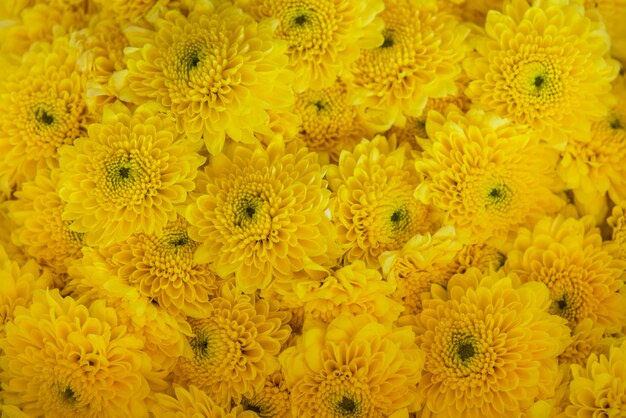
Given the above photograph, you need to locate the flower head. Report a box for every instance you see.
[121,4,294,155]
[5,169,83,274]
[58,101,205,246]
[566,340,626,416]
[328,135,440,267]
[415,108,564,246]
[151,384,253,417]
[174,284,291,406]
[280,314,425,417]
[186,137,337,292]
[346,0,469,129]
[0,37,88,192]
[505,215,626,330]
[607,203,626,260]
[584,0,626,64]
[465,0,620,148]
[237,0,384,92]
[415,268,571,416]
[239,371,291,418]
[0,290,153,417]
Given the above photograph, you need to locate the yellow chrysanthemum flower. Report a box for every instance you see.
[559,318,612,366]
[186,138,337,292]
[120,4,294,155]
[5,169,83,274]
[0,37,88,193]
[380,226,463,316]
[292,79,367,160]
[465,0,620,148]
[415,268,571,417]
[112,216,222,318]
[174,284,291,406]
[505,215,626,330]
[566,341,626,416]
[71,17,129,114]
[280,314,425,417]
[607,203,626,260]
[441,0,504,24]
[0,289,153,417]
[328,135,440,267]
[292,260,403,324]
[151,384,254,417]
[585,0,626,64]
[345,0,469,129]
[238,371,291,417]
[415,108,564,246]
[65,248,190,373]
[0,246,49,340]
[237,0,384,92]
[558,74,626,204]
[58,101,205,246]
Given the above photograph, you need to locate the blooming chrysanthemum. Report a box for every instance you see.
[120,4,294,155]
[415,268,571,417]
[174,285,291,406]
[584,0,626,64]
[292,260,403,324]
[58,101,204,246]
[0,246,49,339]
[464,0,620,148]
[0,36,88,193]
[186,138,337,292]
[237,0,384,92]
[415,108,564,246]
[345,0,469,129]
[566,341,626,416]
[559,318,612,366]
[0,289,153,417]
[5,169,83,274]
[328,135,440,267]
[280,314,425,417]
[505,215,626,330]
[71,17,129,114]
[380,226,463,316]
[558,74,626,203]
[607,203,626,260]
[292,79,367,160]
[239,371,291,417]
[151,384,254,417]
[113,216,222,318]
[65,248,190,373]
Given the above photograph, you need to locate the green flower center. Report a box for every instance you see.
[35,108,55,125]
[60,385,78,406]
[293,13,308,26]
[457,342,476,362]
[336,396,358,415]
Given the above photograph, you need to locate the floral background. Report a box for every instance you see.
[0,0,625,416]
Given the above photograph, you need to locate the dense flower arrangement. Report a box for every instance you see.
[1,0,625,416]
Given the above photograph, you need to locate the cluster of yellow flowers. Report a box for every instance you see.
[1,0,626,416]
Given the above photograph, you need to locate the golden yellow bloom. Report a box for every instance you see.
[585,0,626,64]
[415,108,564,246]
[58,101,204,246]
[505,215,626,330]
[237,0,384,92]
[112,216,222,318]
[558,74,626,203]
[345,0,469,129]
[380,226,462,316]
[186,138,337,292]
[0,246,49,340]
[328,135,440,267]
[238,371,291,418]
[120,4,294,155]
[416,269,571,417]
[151,384,254,418]
[0,37,88,192]
[280,314,425,417]
[175,284,291,406]
[0,290,153,417]
[566,340,626,416]
[5,169,83,274]
[559,318,611,366]
[293,79,366,160]
[93,0,169,22]
[65,248,190,373]
[293,260,403,324]
[607,203,626,260]
[465,0,620,148]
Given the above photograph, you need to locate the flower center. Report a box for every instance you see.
[35,108,55,126]
[381,34,394,48]
[192,333,211,358]
[293,13,308,26]
[457,342,476,362]
[313,100,325,111]
[243,401,264,414]
[59,385,78,406]
[609,115,623,130]
[533,75,545,88]
[336,396,358,415]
